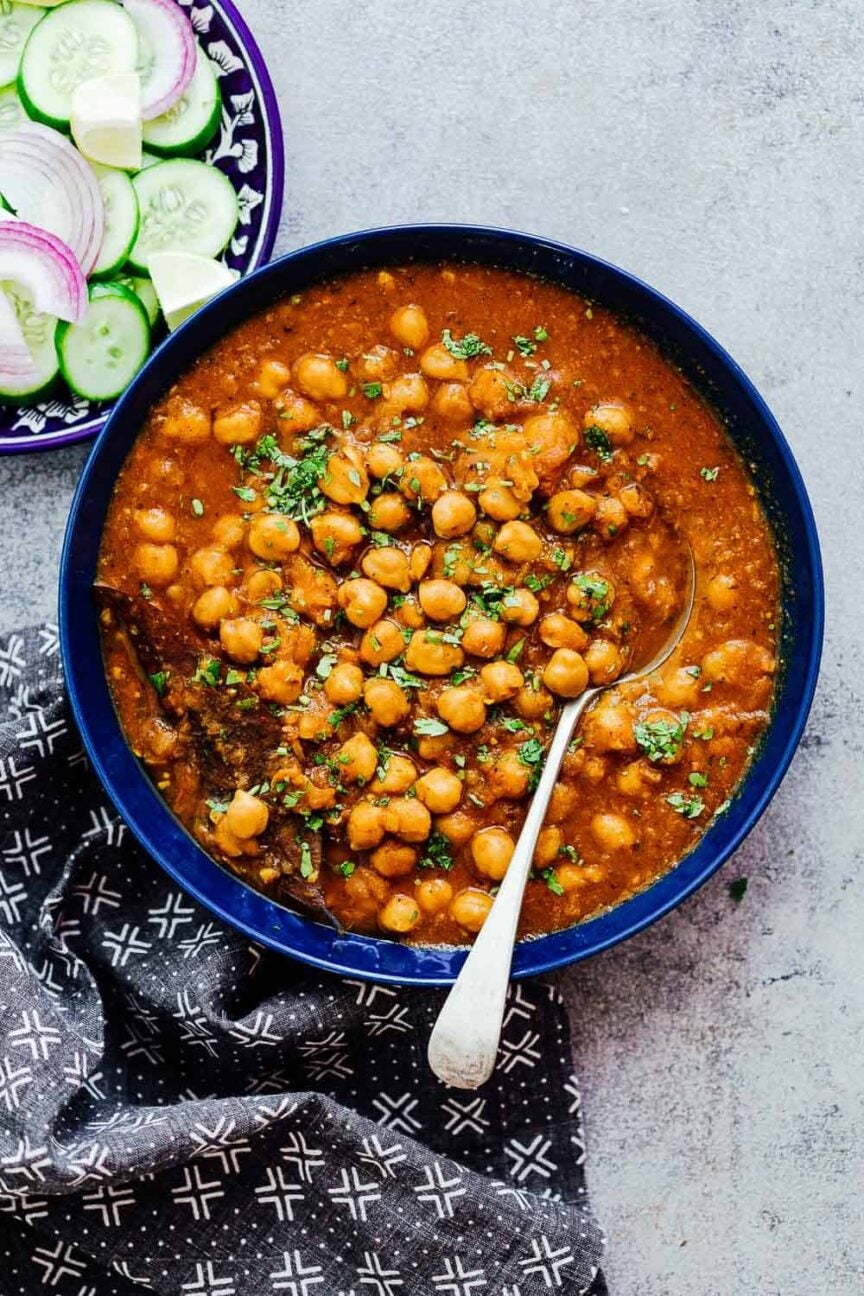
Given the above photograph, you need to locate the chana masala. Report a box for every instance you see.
[97,263,780,945]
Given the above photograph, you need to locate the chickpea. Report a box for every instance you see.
[591,812,637,850]
[432,491,477,539]
[390,303,430,350]
[705,573,740,612]
[219,617,262,664]
[584,639,624,685]
[585,400,634,446]
[655,666,701,709]
[432,382,473,422]
[437,685,487,734]
[211,514,245,549]
[213,400,261,445]
[450,888,493,933]
[479,660,523,702]
[514,682,553,720]
[384,797,432,843]
[415,732,452,761]
[275,388,320,432]
[619,481,654,518]
[461,617,506,658]
[339,732,378,784]
[257,658,303,704]
[324,661,365,705]
[225,789,269,839]
[293,352,348,402]
[543,648,590,698]
[135,543,178,587]
[522,411,575,479]
[192,585,237,630]
[417,877,454,913]
[394,595,425,630]
[371,753,417,794]
[367,442,404,478]
[567,572,614,622]
[368,491,411,532]
[358,344,399,382]
[214,819,250,858]
[617,759,662,797]
[190,544,234,590]
[383,372,430,414]
[420,343,469,382]
[436,810,477,844]
[360,619,405,666]
[364,677,410,726]
[409,543,433,583]
[534,825,563,867]
[418,579,467,622]
[310,511,363,565]
[494,520,542,563]
[361,546,412,592]
[582,698,637,751]
[370,840,418,878]
[248,514,301,560]
[256,358,292,399]
[134,507,176,543]
[702,638,774,685]
[400,456,447,505]
[339,579,389,628]
[478,482,522,522]
[321,454,370,506]
[471,826,514,880]
[347,802,387,850]
[286,556,338,624]
[404,630,464,676]
[546,489,597,535]
[488,751,532,800]
[468,366,513,420]
[379,894,421,934]
[245,569,282,602]
[414,768,463,814]
[539,613,588,651]
[594,496,629,537]
[160,399,210,442]
[500,588,540,626]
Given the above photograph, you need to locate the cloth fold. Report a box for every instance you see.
[0,624,605,1295]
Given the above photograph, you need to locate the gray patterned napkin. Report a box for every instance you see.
[0,624,605,1295]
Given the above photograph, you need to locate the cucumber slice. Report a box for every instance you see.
[116,272,159,326]
[0,277,60,401]
[128,158,238,273]
[0,3,44,90]
[142,48,221,157]
[91,164,140,279]
[18,0,139,131]
[0,82,24,130]
[57,279,150,401]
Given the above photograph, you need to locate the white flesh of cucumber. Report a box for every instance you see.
[129,157,238,273]
[0,81,24,130]
[58,281,150,401]
[91,164,140,278]
[18,0,139,130]
[0,277,59,400]
[0,3,44,90]
[142,47,221,157]
[117,272,159,326]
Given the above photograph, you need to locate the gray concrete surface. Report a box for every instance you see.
[1,1,860,1291]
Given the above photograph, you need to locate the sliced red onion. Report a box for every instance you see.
[0,289,38,388]
[0,221,87,323]
[123,0,197,120]
[0,123,104,276]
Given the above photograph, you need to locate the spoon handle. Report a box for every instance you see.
[427,690,596,1089]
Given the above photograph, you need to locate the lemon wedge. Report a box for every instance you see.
[148,251,239,331]
[70,72,142,170]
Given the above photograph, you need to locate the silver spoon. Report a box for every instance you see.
[428,543,696,1089]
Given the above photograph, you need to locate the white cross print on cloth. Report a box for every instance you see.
[0,623,605,1294]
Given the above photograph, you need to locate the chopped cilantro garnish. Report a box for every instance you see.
[534,325,549,342]
[335,357,349,372]
[316,654,337,679]
[361,381,383,399]
[571,572,612,621]
[688,771,709,788]
[299,842,315,878]
[700,466,720,482]
[551,547,572,572]
[192,658,221,687]
[518,737,545,768]
[666,791,704,819]
[414,717,449,737]
[693,726,715,741]
[339,860,356,877]
[584,425,614,462]
[420,831,454,871]
[542,868,565,896]
[233,486,256,503]
[205,798,229,815]
[637,453,651,466]
[148,671,168,696]
[378,429,402,443]
[441,329,492,360]
[506,639,526,663]
[512,334,537,357]
[526,375,551,403]
[139,582,152,600]
[191,498,204,517]
[634,714,688,762]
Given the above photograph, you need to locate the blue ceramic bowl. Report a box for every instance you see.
[59,225,824,986]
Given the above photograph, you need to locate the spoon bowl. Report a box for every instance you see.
[428,543,697,1089]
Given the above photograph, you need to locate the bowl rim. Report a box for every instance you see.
[59,221,825,985]
[0,0,285,457]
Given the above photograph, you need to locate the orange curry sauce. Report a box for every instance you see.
[97,264,779,945]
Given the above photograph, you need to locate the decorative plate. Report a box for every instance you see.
[0,0,284,454]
